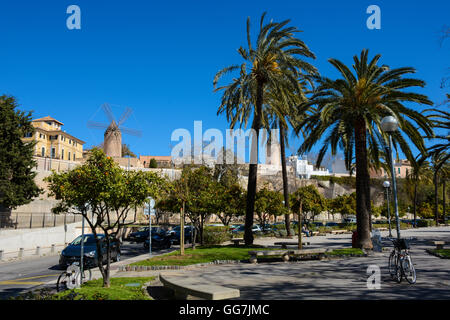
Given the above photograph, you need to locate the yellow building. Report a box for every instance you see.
[22,116,85,161]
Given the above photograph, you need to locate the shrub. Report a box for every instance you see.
[203,226,232,244]
[417,219,435,227]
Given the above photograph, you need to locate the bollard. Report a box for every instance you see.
[35,246,41,255]
[51,244,55,254]
[18,248,24,259]
[0,250,3,261]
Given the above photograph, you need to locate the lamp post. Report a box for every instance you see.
[383,180,393,237]
[381,116,401,239]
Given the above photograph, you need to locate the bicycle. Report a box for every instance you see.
[56,261,92,292]
[388,238,416,284]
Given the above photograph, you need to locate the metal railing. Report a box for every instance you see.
[0,212,82,230]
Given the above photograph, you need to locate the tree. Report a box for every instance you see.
[404,156,433,227]
[0,95,42,213]
[214,13,316,245]
[149,158,158,168]
[121,144,136,158]
[290,185,327,249]
[255,187,287,230]
[45,148,166,287]
[297,49,434,249]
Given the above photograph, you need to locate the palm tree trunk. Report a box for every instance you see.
[444,179,447,225]
[413,184,417,228]
[279,121,291,236]
[434,170,439,226]
[244,81,264,245]
[354,120,373,249]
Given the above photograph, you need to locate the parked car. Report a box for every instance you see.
[343,216,357,224]
[325,222,339,227]
[166,225,195,244]
[127,226,165,243]
[143,232,173,250]
[59,234,121,269]
[311,222,324,227]
[231,225,261,234]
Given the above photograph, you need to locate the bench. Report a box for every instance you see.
[230,238,244,246]
[312,231,320,236]
[248,248,330,263]
[330,230,349,235]
[159,274,240,300]
[274,241,310,249]
[433,241,445,250]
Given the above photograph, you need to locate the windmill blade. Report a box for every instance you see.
[87,121,109,129]
[120,126,142,137]
[102,103,116,123]
[118,107,133,126]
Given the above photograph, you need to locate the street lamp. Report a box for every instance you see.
[383,180,393,237]
[381,116,401,239]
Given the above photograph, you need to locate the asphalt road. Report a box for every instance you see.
[0,241,160,299]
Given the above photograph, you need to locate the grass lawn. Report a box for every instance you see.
[131,245,276,266]
[430,249,450,259]
[51,277,155,300]
[326,248,365,256]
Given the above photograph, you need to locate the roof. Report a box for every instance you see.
[32,116,64,125]
[140,155,172,161]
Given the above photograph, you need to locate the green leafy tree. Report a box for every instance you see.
[297,49,434,249]
[255,187,287,230]
[149,158,158,168]
[0,95,41,212]
[45,148,166,287]
[214,13,316,245]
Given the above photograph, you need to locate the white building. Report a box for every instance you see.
[287,155,330,179]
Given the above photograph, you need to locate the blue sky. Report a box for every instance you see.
[0,0,448,164]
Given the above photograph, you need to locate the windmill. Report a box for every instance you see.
[87,103,142,158]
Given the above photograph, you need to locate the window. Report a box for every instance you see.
[68,152,71,161]
[398,168,401,174]
[51,148,55,158]
[41,147,45,157]
[24,132,33,138]
[73,153,76,161]
[62,149,64,160]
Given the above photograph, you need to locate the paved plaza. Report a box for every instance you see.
[119,226,450,300]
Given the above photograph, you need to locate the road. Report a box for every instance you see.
[0,241,170,299]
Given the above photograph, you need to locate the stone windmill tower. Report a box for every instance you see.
[104,120,122,158]
[87,103,141,158]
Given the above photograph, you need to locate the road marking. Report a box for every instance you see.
[0,281,46,285]
[0,274,58,286]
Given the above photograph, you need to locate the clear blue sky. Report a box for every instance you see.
[1,0,448,162]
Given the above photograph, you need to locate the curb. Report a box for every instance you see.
[118,259,243,272]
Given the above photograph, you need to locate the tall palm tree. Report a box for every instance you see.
[405,155,433,227]
[265,79,316,236]
[214,13,316,245]
[296,49,434,249]
[426,107,449,224]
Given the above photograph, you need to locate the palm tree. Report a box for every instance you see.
[264,79,317,236]
[214,13,316,245]
[426,106,449,225]
[405,156,433,227]
[296,49,434,249]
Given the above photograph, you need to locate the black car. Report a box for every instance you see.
[144,232,173,250]
[167,226,195,244]
[127,226,165,243]
[59,234,121,269]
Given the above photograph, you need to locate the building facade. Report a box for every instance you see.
[369,159,413,179]
[287,155,330,179]
[22,116,85,162]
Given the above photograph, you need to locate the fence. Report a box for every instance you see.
[0,212,82,230]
